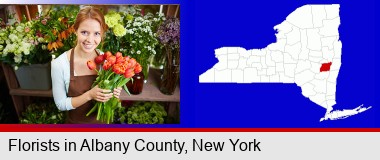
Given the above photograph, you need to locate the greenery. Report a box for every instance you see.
[33,5,78,59]
[0,5,78,68]
[0,19,37,68]
[20,101,65,124]
[101,6,165,79]
[115,101,167,124]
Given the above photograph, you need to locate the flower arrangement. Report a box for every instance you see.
[32,5,78,60]
[157,17,180,49]
[156,17,180,95]
[86,51,142,124]
[102,6,165,80]
[0,20,38,68]
[0,5,78,68]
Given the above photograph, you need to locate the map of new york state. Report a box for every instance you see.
[199,4,372,121]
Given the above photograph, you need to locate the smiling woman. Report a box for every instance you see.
[51,6,122,124]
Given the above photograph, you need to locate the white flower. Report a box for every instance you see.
[37,37,45,42]
[9,34,18,42]
[20,41,32,55]
[16,25,24,33]
[127,29,134,34]
[137,50,141,54]
[14,53,22,63]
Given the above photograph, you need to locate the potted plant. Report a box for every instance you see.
[0,5,78,90]
[114,101,167,124]
[19,101,65,124]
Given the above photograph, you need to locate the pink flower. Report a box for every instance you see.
[41,19,47,25]
[25,27,30,33]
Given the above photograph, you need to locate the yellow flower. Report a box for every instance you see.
[105,12,121,28]
[113,24,126,37]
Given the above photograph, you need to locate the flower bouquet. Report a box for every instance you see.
[86,51,142,124]
[0,20,38,68]
[156,17,180,95]
[102,7,165,81]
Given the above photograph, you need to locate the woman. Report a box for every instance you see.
[51,6,122,123]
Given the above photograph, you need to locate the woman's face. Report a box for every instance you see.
[75,18,102,54]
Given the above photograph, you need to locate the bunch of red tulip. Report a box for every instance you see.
[86,51,142,124]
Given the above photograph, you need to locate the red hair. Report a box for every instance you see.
[73,6,108,38]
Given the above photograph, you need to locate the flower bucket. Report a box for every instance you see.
[14,63,52,90]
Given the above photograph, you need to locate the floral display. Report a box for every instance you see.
[32,5,78,59]
[102,6,165,80]
[0,20,38,68]
[86,51,142,124]
[156,17,180,49]
[0,5,78,69]
[156,17,180,95]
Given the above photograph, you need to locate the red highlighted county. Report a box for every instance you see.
[320,62,332,72]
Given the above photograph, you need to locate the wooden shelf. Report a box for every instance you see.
[7,67,179,101]
[2,62,179,119]
[119,68,180,102]
[9,88,53,97]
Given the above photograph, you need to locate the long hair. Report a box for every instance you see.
[73,6,108,39]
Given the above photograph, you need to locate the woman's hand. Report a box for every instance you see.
[113,87,122,99]
[87,85,113,102]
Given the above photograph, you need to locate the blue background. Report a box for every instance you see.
[192,0,379,128]
[2,0,379,128]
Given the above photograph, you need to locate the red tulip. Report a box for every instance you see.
[113,63,126,75]
[104,51,112,59]
[128,58,137,68]
[116,56,125,64]
[134,63,142,73]
[124,69,135,78]
[115,52,123,58]
[106,56,116,65]
[94,55,104,64]
[87,60,96,70]
[102,61,112,70]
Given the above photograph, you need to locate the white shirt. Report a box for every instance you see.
[51,50,103,111]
